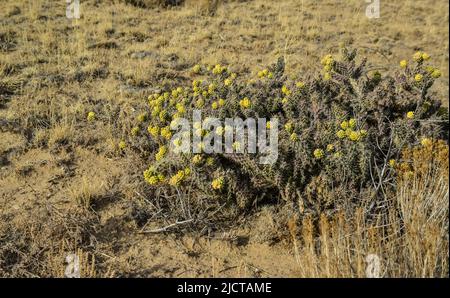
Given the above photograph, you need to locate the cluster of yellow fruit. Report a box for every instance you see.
[143,166,165,185]
[192,64,201,74]
[289,133,298,142]
[281,90,290,104]
[283,121,299,143]
[399,60,408,68]
[198,81,229,99]
[313,143,341,160]
[192,63,229,76]
[420,137,433,147]
[257,68,274,79]
[193,78,235,108]
[211,98,226,109]
[425,66,442,78]
[160,126,172,140]
[131,126,140,136]
[406,111,415,119]
[321,54,334,80]
[225,73,237,87]
[239,97,251,109]
[281,85,291,96]
[232,141,241,151]
[147,125,160,138]
[169,168,191,186]
[414,74,423,82]
[389,159,396,168]
[313,149,324,159]
[155,145,167,161]
[336,118,367,142]
[400,51,442,81]
[412,51,431,63]
[211,177,225,190]
[145,92,189,144]
[138,66,239,169]
[280,82,305,104]
[87,111,96,121]
[188,152,214,166]
[144,149,219,187]
[212,64,226,75]
[191,154,202,165]
[142,77,229,189]
[295,81,305,88]
[118,140,127,150]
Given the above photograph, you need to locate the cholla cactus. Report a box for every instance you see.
[124,46,447,222]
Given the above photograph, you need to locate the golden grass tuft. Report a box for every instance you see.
[68,176,107,209]
[48,124,74,148]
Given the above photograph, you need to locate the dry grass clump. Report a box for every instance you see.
[288,140,448,277]
[48,124,74,149]
[0,30,17,52]
[68,176,108,209]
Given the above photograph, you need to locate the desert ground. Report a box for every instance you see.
[0,0,449,277]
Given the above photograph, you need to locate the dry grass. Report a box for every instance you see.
[0,0,448,277]
[289,142,449,277]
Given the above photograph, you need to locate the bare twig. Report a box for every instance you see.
[139,219,194,234]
